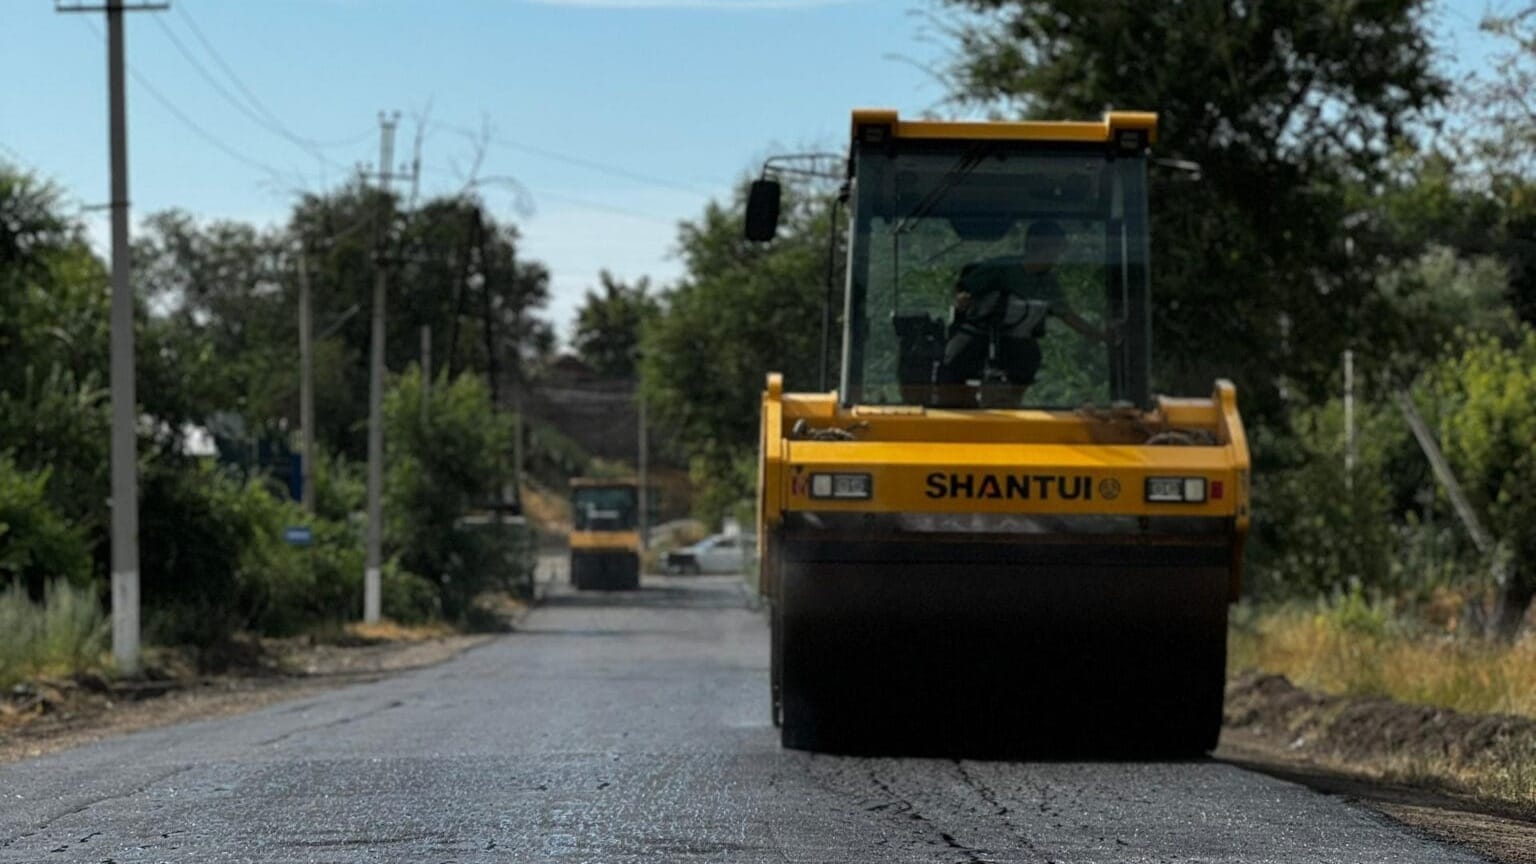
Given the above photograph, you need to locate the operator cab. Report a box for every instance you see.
[846,112,1154,410]
[572,483,637,532]
[748,111,1156,411]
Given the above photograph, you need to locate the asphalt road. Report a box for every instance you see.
[0,574,1491,863]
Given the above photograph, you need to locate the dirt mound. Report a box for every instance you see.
[1224,671,1536,811]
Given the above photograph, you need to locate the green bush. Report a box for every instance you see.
[382,560,441,625]
[139,459,256,649]
[137,455,436,654]
[1249,397,1413,601]
[0,455,92,599]
[1421,327,1536,637]
[311,448,365,525]
[385,368,526,621]
[0,366,109,534]
[687,450,756,531]
[1248,328,1536,637]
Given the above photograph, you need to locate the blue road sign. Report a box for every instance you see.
[283,525,313,547]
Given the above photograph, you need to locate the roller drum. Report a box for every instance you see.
[777,536,1229,758]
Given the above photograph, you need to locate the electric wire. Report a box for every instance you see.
[175,0,375,151]
[75,16,303,192]
[150,11,346,171]
[416,166,677,227]
[131,67,304,190]
[437,120,716,199]
[531,191,679,226]
[72,20,682,247]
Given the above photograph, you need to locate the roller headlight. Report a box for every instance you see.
[1145,476,1206,503]
[810,473,872,500]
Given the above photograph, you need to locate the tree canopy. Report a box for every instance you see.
[943,0,1450,424]
[641,182,841,521]
[571,271,660,379]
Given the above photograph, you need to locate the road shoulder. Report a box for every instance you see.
[1220,671,1536,864]
[0,633,493,767]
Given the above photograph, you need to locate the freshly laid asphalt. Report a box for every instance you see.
[0,573,1490,863]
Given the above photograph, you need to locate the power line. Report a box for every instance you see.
[532,191,680,226]
[70,23,682,235]
[414,165,678,226]
[148,12,345,171]
[130,60,297,185]
[438,120,717,198]
[174,1,374,150]
[75,16,306,193]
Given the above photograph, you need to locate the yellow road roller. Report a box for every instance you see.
[569,478,641,591]
[748,110,1250,757]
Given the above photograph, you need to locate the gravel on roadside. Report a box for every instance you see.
[1219,671,1536,864]
[0,633,492,766]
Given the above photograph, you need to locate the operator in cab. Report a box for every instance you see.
[935,220,1118,406]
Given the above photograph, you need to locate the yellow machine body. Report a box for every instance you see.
[568,530,641,554]
[569,478,641,591]
[759,378,1250,593]
[756,110,1250,757]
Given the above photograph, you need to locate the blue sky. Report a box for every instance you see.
[0,0,1510,342]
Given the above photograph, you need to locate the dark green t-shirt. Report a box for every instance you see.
[955,257,1061,329]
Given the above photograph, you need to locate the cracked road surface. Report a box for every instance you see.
[0,575,1490,862]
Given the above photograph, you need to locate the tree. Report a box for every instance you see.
[0,457,92,599]
[571,271,660,378]
[129,187,557,463]
[940,0,1449,426]
[642,181,840,521]
[133,210,293,439]
[0,165,111,534]
[1461,9,1536,324]
[2,162,541,644]
[384,368,517,621]
[388,197,555,394]
[1422,328,1536,639]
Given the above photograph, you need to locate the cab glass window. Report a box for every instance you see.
[843,143,1150,409]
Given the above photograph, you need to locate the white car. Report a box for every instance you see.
[665,533,756,575]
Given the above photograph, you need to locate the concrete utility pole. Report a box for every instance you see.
[420,325,432,424]
[510,373,524,508]
[58,0,168,676]
[1343,349,1355,492]
[298,251,316,513]
[364,112,401,624]
[637,384,648,553]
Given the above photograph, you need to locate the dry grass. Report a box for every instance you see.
[1229,596,1536,720]
[338,619,458,644]
[1229,594,1536,808]
[520,480,573,538]
[0,580,109,688]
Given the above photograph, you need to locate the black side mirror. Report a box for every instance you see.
[744,179,782,243]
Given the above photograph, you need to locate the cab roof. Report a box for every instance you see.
[850,109,1158,146]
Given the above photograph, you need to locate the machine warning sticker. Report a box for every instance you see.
[924,473,1096,502]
